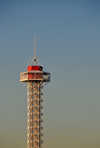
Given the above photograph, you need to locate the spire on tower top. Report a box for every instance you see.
[34,36,36,65]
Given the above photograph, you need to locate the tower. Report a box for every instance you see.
[20,37,50,148]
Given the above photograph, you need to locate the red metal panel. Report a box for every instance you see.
[27,66,43,71]
[28,73,43,79]
[36,73,39,79]
[28,74,35,79]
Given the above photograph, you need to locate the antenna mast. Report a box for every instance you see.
[34,36,36,65]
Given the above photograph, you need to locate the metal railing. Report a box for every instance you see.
[20,73,28,81]
[20,73,43,81]
[43,75,50,81]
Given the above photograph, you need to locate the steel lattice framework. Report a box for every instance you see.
[27,82,43,148]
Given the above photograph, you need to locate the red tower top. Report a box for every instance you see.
[27,66,43,71]
[20,37,50,83]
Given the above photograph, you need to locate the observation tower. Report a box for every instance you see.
[20,37,50,148]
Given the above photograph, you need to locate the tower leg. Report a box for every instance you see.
[27,82,43,148]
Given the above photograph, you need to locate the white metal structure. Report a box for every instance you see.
[20,37,50,148]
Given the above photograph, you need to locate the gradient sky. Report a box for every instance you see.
[0,0,100,148]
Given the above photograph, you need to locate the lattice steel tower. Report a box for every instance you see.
[20,37,50,148]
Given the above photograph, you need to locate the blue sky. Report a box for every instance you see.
[0,0,100,148]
